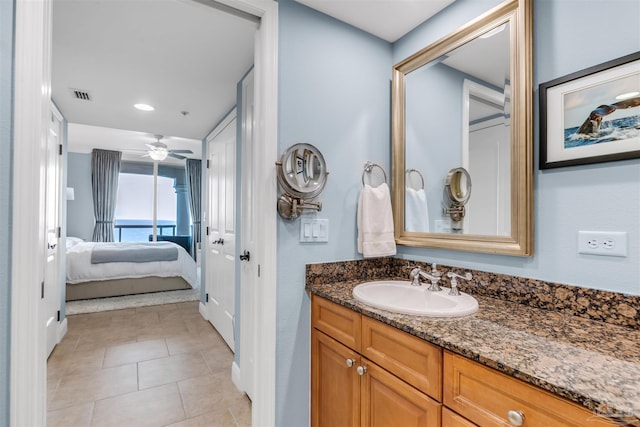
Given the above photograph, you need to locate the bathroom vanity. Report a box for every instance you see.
[307,260,640,427]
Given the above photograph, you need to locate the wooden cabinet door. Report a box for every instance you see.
[312,330,361,427]
[362,360,441,427]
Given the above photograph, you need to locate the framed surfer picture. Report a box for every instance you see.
[539,52,640,169]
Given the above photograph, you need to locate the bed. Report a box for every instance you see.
[65,238,197,301]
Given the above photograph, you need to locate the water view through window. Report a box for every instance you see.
[114,173,177,242]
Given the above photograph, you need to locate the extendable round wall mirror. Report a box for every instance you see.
[275,143,329,219]
[445,167,472,205]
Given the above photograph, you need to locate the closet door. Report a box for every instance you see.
[206,112,237,350]
[44,104,63,357]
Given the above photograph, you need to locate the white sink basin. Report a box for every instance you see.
[353,280,478,317]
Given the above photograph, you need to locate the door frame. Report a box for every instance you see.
[11,0,278,425]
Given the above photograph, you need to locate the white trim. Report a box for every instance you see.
[11,0,52,425]
[199,301,209,320]
[232,360,243,392]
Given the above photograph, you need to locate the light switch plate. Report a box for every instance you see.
[300,218,329,243]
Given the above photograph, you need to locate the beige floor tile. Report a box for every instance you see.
[49,363,138,411]
[74,326,138,352]
[178,373,247,419]
[165,409,236,427]
[48,347,106,377]
[136,302,179,314]
[138,351,209,389]
[91,383,185,427]
[103,338,168,368]
[47,402,94,427]
[229,398,252,427]
[136,322,191,342]
[166,333,218,355]
[200,346,234,374]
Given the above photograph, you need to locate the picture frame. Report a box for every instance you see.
[539,52,640,169]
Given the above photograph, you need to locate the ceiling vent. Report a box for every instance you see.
[70,88,92,101]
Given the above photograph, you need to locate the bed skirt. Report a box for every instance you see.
[66,276,192,301]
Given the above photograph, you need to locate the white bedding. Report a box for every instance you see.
[66,241,197,287]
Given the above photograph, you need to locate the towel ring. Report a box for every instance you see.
[406,169,424,190]
[362,161,387,187]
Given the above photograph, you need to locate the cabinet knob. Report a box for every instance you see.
[345,358,355,368]
[356,365,367,376]
[507,410,525,426]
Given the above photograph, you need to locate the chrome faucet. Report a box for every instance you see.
[446,271,472,296]
[409,266,442,291]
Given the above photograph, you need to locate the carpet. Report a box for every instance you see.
[65,270,201,315]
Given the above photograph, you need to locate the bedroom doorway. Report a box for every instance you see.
[206,111,237,350]
[11,0,278,424]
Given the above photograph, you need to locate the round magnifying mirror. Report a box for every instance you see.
[276,143,328,199]
[445,167,472,205]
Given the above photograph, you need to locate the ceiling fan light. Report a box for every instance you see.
[149,148,168,161]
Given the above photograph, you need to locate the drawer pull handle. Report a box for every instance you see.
[345,358,355,368]
[507,410,525,426]
[356,365,367,376]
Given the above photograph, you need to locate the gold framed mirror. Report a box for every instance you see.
[392,0,533,256]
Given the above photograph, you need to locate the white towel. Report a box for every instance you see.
[405,188,430,232]
[357,183,396,258]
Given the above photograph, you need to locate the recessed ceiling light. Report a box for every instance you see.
[615,91,640,101]
[134,103,155,111]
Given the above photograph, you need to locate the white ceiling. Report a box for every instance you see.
[296,0,455,43]
[54,0,457,164]
[53,0,257,164]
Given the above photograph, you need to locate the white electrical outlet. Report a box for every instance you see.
[578,231,627,257]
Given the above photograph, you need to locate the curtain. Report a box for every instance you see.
[91,149,122,242]
[186,159,202,260]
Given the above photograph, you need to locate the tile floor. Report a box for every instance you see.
[47,301,251,427]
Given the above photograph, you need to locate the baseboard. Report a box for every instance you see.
[232,360,243,393]
[57,317,68,343]
[199,302,208,320]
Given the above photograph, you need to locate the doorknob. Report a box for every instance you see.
[212,238,224,245]
[239,250,250,261]
[48,243,57,250]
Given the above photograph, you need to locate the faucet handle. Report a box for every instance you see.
[446,272,472,296]
[430,263,442,277]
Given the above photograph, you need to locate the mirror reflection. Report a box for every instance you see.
[404,21,511,235]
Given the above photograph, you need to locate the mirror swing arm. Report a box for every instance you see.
[275,143,329,220]
[391,0,533,256]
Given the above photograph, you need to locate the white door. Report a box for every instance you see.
[45,105,63,357]
[239,70,256,399]
[206,113,237,349]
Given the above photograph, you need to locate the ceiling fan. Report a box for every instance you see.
[144,135,193,161]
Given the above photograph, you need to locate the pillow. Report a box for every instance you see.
[66,237,84,249]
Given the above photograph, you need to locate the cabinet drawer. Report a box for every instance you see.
[442,408,477,427]
[312,295,361,351]
[362,316,442,401]
[443,351,614,427]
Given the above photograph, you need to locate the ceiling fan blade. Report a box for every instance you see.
[168,153,187,160]
[145,143,160,151]
[169,149,193,154]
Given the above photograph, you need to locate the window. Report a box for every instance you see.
[114,173,177,242]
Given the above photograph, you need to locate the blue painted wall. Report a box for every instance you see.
[277,1,392,425]
[0,0,14,423]
[67,153,94,240]
[394,0,640,296]
[274,0,640,425]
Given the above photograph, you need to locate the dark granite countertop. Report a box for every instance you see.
[306,278,640,426]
